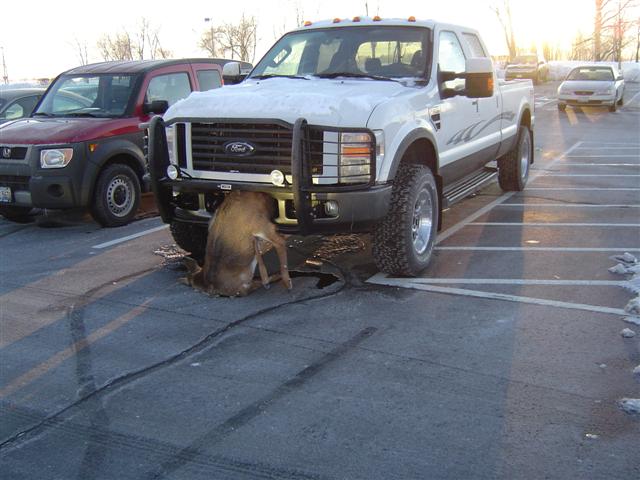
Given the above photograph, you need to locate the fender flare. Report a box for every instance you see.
[387,128,440,181]
[81,138,146,205]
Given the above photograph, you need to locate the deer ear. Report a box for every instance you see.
[183,256,202,276]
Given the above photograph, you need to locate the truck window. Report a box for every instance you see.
[197,69,222,91]
[438,31,466,91]
[462,33,487,57]
[146,72,192,106]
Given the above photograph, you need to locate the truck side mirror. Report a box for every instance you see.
[223,62,247,85]
[143,100,169,114]
[464,57,494,98]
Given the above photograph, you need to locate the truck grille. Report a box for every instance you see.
[0,146,28,160]
[191,122,304,175]
[574,91,594,96]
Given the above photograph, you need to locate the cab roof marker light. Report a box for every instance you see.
[352,16,361,22]
[408,16,416,22]
[373,16,382,21]
[333,18,341,23]
[304,21,312,26]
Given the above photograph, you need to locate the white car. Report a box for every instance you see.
[557,65,625,112]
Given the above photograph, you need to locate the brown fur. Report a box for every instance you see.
[181,191,292,297]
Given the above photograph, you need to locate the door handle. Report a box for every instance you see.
[471,99,479,112]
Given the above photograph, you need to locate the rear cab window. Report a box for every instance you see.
[196,69,223,91]
[462,32,487,57]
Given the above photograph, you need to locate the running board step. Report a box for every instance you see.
[442,167,498,208]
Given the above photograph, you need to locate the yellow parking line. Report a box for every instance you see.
[0,300,152,399]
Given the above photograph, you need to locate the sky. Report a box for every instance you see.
[1,0,598,81]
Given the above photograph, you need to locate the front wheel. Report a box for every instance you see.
[498,125,531,191]
[90,164,141,227]
[372,164,439,276]
[617,95,624,106]
[169,221,207,262]
[609,102,617,112]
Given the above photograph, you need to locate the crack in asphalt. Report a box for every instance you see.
[0,265,348,453]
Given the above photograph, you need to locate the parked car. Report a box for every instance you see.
[505,54,548,84]
[557,64,625,112]
[0,58,250,226]
[0,88,45,125]
[147,17,535,276]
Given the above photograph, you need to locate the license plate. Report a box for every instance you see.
[578,98,589,103]
[0,186,11,203]
[516,74,523,78]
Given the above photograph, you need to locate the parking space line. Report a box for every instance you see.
[92,225,169,249]
[622,90,640,108]
[497,203,640,207]
[435,247,640,252]
[436,141,583,244]
[405,278,626,287]
[367,275,625,316]
[525,187,640,191]
[548,163,640,166]
[539,174,640,177]
[573,146,640,150]
[0,299,153,399]
[470,222,640,227]
[566,155,640,158]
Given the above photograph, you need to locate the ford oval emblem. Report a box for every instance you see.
[1,147,11,159]
[224,141,256,156]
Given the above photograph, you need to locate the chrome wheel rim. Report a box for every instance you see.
[106,175,134,217]
[519,130,531,180]
[412,188,433,255]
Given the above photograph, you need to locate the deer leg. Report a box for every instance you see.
[268,233,292,291]
[254,237,271,289]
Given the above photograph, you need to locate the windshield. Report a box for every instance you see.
[34,74,139,117]
[250,26,431,81]
[512,55,537,64]
[566,67,614,81]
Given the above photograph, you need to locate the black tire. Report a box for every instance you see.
[0,205,33,223]
[170,220,207,261]
[609,102,617,113]
[90,164,141,227]
[372,164,439,276]
[498,125,532,191]
[557,103,566,112]
[617,95,624,106]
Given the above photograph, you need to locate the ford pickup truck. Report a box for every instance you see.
[147,17,534,276]
[0,58,251,226]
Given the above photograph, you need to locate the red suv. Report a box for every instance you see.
[0,58,249,226]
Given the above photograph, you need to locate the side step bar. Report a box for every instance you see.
[442,166,498,208]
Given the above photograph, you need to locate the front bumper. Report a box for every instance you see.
[0,144,87,209]
[558,93,616,106]
[146,116,393,234]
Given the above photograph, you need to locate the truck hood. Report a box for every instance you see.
[0,117,139,145]
[164,78,408,127]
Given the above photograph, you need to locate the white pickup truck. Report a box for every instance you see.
[146,17,534,276]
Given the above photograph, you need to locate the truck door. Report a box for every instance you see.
[435,30,485,184]
[461,32,501,162]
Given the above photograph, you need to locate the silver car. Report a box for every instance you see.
[557,65,625,112]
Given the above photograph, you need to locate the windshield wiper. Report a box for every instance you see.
[32,112,56,117]
[314,72,399,82]
[251,74,310,80]
[64,112,102,118]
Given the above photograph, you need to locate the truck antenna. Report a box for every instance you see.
[1,47,8,84]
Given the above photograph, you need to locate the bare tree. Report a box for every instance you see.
[199,25,222,57]
[542,42,564,61]
[216,14,258,62]
[570,32,593,60]
[96,17,171,62]
[491,1,517,61]
[593,0,638,62]
[72,37,90,65]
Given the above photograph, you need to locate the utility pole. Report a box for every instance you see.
[365,2,369,16]
[1,47,8,84]
[204,18,215,58]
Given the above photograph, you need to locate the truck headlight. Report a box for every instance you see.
[339,132,373,183]
[597,87,614,95]
[40,148,73,168]
[165,126,176,165]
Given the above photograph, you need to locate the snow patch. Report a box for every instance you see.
[611,252,638,265]
[623,275,640,295]
[633,365,640,377]
[625,296,640,315]
[623,316,640,326]
[610,263,640,275]
[621,328,636,338]
[618,398,640,415]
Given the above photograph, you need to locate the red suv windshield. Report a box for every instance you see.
[34,73,139,118]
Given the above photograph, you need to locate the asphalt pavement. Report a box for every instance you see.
[1,82,639,479]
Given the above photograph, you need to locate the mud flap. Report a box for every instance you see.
[145,115,174,223]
